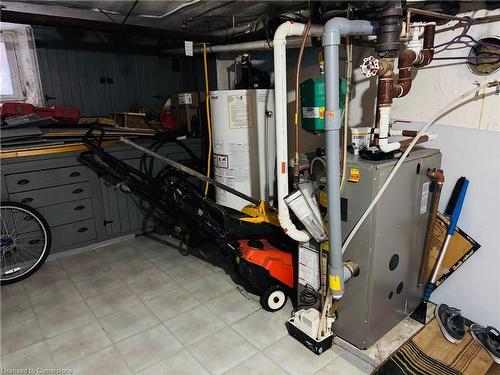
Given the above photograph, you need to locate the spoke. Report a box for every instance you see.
[11,209,22,233]
[12,228,43,243]
[9,209,18,235]
[13,231,43,239]
[9,250,28,270]
[0,207,46,279]
[0,211,9,235]
[10,219,38,240]
[14,248,43,260]
[8,217,30,239]
[15,245,43,257]
[14,242,44,247]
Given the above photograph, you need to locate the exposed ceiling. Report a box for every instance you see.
[1,0,309,34]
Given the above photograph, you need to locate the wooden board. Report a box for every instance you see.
[424,211,481,287]
[78,117,116,126]
[0,140,119,159]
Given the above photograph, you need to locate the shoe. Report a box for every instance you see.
[435,304,466,344]
[470,324,500,364]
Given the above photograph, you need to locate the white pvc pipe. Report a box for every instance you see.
[378,106,391,144]
[371,128,438,139]
[273,21,323,243]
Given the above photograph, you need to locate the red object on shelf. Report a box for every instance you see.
[0,102,34,118]
[0,102,80,124]
[34,106,80,124]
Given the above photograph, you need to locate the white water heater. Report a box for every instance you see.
[210,89,275,211]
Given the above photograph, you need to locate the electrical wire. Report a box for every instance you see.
[122,0,139,24]
[203,43,213,197]
[293,19,312,184]
[339,35,352,193]
[433,55,500,61]
[296,284,320,310]
[434,16,500,53]
[341,80,499,254]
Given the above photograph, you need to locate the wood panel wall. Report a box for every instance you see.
[33,27,214,116]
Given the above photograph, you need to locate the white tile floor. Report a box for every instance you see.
[0,234,374,375]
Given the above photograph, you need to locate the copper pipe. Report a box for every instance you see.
[393,49,416,98]
[377,73,395,106]
[374,23,436,150]
[418,168,444,285]
[401,130,418,137]
[376,49,416,107]
[399,134,429,148]
[293,19,311,183]
[414,24,436,68]
[370,129,421,137]
[405,7,469,40]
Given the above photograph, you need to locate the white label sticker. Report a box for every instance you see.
[229,143,250,182]
[420,181,430,215]
[178,93,192,105]
[227,94,253,128]
[297,244,326,291]
[302,107,320,119]
[184,41,193,56]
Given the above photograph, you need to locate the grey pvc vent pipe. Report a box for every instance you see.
[323,18,377,299]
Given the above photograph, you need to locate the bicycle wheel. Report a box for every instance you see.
[1,201,52,285]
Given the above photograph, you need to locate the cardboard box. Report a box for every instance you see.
[171,91,205,134]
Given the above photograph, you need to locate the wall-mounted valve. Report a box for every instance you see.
[360,56,380,77]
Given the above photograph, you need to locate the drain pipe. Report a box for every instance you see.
[323,18,377,299]
[274,21,323,243]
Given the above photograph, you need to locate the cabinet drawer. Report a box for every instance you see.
[5,165,89,193]
[9,182,92,208]
[51,219,97,249]
[38,198,94,227]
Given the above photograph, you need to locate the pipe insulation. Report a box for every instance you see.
[273,21,324,243]
[323,18,377,299]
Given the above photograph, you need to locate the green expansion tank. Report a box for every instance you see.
[300,75,346,133]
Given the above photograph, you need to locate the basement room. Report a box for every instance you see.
[0,1,499,374]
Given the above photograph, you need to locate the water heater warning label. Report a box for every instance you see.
[228,94,253,128]
[229,143,250,182]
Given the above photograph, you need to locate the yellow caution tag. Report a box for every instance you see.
[329,275,341,291]
[348,168,360,183]
[319,107,325,120]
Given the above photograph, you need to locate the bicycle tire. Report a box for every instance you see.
[0,201,52,285]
